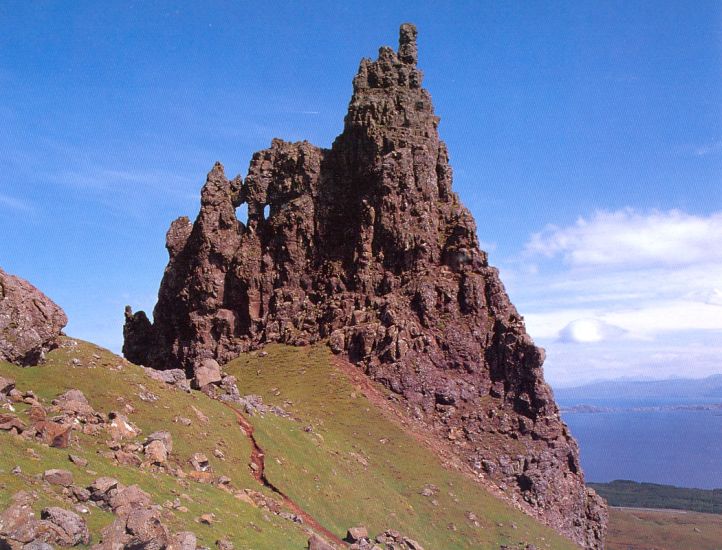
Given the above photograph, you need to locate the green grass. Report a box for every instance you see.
[0,339,581,549]
[0,339,308,550]
[226,344,580,549]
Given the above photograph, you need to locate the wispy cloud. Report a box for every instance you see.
[525,209,722,268]
[0,193,33,212]
[694,140,722,156]
[49,167,198,193]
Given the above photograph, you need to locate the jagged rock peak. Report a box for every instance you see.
[123,25,607,548]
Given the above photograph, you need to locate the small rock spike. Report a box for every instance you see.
[398,23,418,65]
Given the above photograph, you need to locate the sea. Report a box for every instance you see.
[557,395,722,490]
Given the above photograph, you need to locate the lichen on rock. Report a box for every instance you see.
[124,24,607,548]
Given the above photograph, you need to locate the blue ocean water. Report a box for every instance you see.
[558,396,722,489]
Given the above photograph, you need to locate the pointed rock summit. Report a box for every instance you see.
[124,25,607,547]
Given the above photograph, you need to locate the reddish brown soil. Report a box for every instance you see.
[222,402,346,547]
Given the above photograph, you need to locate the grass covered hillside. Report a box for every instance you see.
[0,338,580,549]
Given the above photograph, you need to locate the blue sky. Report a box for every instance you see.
[1,1,720,386]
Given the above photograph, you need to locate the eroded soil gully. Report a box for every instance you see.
[221,402,346,547]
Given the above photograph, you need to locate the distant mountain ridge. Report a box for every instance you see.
[554,374,722,404]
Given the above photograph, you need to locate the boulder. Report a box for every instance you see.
[0,268,67,365]
[170,531,197,550]
[0,412,26,432]
[142,367,190,392]
[308,534,335,550]
[70,486,91,503]
[87,477,123,510]
[0,491,36,538]
[68,455,88,467]
[346,527,369,543]
[33,420,72,448]
[192,359,222,389]
[144,439,168,464]
[92,516,129,550]
[108,485,152,517]
[89,477,120,494]
[40,507,90,546]
[54,389,88,405]
[106,411,140,440]
[190,453,210,472]
[43,469,73,487]
[145,431,173,453]
[90,495,180,550]
[0,375,15,394]
[22,541,54,550]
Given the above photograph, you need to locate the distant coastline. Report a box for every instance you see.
[556,374,722,490]
[590,480,722,514]
[561,402,722,414]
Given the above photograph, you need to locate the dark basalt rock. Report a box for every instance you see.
[124,24,607,548]
[0,268,67,366]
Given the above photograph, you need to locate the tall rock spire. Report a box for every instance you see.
[124,25,607,548]
[398,23,419,65]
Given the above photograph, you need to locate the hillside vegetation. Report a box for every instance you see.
[590,480,722,514]
[607,507,722,550]
[0,338,580,549]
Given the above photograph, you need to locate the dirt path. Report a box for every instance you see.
[221,402,346,547]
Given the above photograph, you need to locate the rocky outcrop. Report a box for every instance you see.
[0,492,90,548]
[0,268,67,365]
[124,24,607,547]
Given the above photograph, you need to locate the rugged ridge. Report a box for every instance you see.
[0,267,67,365]
[124,24,607,548]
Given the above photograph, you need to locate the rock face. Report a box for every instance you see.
[124,24,607,547]
[0,268,67,365]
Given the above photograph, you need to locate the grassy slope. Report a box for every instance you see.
[1,339,580,549]
[607,507,722,550]
[0,338,308,550]
[226,344,579,550]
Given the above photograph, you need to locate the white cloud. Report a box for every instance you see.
[525,209,722,268]
[544,333,722,387]
[526,299,722,343]
[705,288,722,306]
[507,209,722,385]
[558,318,626,343]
